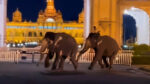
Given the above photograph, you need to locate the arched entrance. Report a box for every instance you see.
[123,14,136,45]
[123,7,150,45]
[89,0,150,46]
[119,0,150,46]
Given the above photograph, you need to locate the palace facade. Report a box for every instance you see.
[6,0,84,46]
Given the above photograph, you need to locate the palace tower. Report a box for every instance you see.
[12,8,22,22]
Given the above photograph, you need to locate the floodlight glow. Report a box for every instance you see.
[78,45,82,48]
[46,18,55,22]
[123,45,128,49]
[131,7,136,11]
[115,57,119,61]
[12,44,15,47]
[21,44,24,46]
[7,44,10,47]
[17,44,20,46]
[124,10,129,14]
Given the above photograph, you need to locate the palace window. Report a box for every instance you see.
[34,32,37,37]
[40,32,43,37]
[28,32,32,37]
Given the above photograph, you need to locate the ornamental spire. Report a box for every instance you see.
[45,0,56,17]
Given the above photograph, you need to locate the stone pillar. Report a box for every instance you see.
[0,0,7,47]
[84,0,91,39]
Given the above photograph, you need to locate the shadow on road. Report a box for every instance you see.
[40,70,86,76]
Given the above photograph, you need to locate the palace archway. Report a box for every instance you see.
[88,0,150,46]
[123,7,149,45]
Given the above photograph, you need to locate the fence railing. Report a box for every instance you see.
[0,51,20,63]
[0,47,133,66]
[78,50,133,66]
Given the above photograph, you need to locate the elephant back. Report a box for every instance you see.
[54,33,78,56]
[100,36,120,56]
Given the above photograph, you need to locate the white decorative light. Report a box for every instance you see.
[46,18,55,22]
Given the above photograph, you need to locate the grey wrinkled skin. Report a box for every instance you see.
[77,33,120,71]
[40,32,78,71]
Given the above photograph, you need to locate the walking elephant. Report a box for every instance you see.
[77,33,120,70]
[39,32,78,71]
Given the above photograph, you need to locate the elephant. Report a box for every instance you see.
[77,33,120,70]
[39,32,78,71]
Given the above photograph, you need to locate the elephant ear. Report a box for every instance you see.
[97,40,103,46]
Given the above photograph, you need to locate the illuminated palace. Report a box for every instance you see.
[6,0,84,46]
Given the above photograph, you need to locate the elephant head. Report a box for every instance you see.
[40,32,55,53]
[38,32,57,67]
[77,33,102,61]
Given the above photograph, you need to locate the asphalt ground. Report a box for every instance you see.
[0,63,150,84]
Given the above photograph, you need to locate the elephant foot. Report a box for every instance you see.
[105,64,109,68]
[45,63,50,68]
[88,66,93,70]
[51,67,57,71]
[67,61,72,64]
[74,64,78,70]
[58,67,64,71]
[36,63,39,67]
[74,66,78,71]
[100,65,104,69]
[57,68,63,72]
[108,66,112,72]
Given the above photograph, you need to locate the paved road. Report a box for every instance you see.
[0,63,150,84]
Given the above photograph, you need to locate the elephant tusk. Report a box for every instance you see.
[97,40,103,45]
[54,36,63,46]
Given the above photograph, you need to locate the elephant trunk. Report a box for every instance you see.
[77,39,90,62]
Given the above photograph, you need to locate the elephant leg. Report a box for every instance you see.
[109,51,117,70]
[58,55,66,71]
[70,49,78,70]
[102,56,109,68]
[37,53,44,66]
[48,52,54,59]
[89,51,104,70]
[108,56,114,71]
[70,56,77,70]
[51,53,60,70]
[97,56,104,69]
[76,53,81,62]
[44,55,50,68]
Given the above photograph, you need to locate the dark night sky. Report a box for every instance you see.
[123,14,136,43]
[7,0,84,22]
